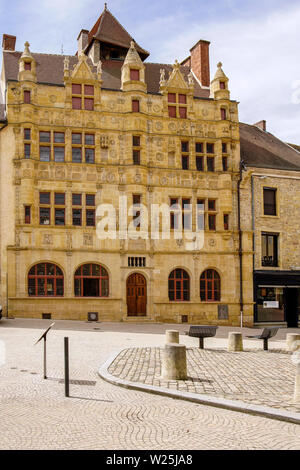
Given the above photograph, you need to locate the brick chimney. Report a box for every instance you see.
[182,39,210,88]
[2,34,16,51]
[254,120,267,132]
[77,29,89,55]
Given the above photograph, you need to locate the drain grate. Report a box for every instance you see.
[58,379,96,386]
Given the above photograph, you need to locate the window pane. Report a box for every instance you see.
[24,128,31,140]
[39,192,50,204]
[72,209,82,226]
[40,131,50,143]
[54,146,65,162]
[85,134,95,145]
[46,264,55,276]
[72,193,82,205]
[82,264,90,276]
[208,200,216,211]
[133,150,140,165]
[222,143,227,153]
[39,210,50,228]
[38,278,45,296]
[196,142,203,153]
[72,83,81,94]
[24,90,31,103]
[72,147,82,163]
[24,143,31,158]
[72,97,82,109]
[263,189,276,215]
[85,148,95,163]
[84,98,94,110]
[55,208,65,225]
[56,278,64,296]
[221,108,227,120]
[86,209,95,226]
[207,157,215,172]
[55,193,65,205]
[101,279,109,297]
[132,135,140,147]
[222,156,228,171]
[72,133,82,144]
[182,155,189,170]
[74,278,81,296]
[181,141,189,152]
[208,214,216,230]
[28,277,35,296]
[54,132,65,143]
[168,106,176,118]
[207,143,214,154]
[132,100,139,112]
[86,194,95,206]
[130,69,140,80]
[179,94,187,104]
[168,93,176,103]
[179,107,187,119]
[84,85,94,96]
[24,62,31,71]
[92,264,100,276]
[196,156,203,171]
[37,264,45,275]
[40,146,50,162]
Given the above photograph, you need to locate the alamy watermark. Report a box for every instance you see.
[95,196,205,251]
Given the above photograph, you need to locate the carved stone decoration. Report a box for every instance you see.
[83,233,93,246]
[209,238,216,247]
[156,152,163,161]
[43,234,53,245]
[100,135,109,148]
[176,239,184,247]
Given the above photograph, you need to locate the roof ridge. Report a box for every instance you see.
[145,61,190,68]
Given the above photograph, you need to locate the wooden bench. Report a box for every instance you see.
[185,325,218,349]
[246,327,279,350]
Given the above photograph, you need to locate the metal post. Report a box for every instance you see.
[64,337,69,397]
[43,337,47,379]
[199,337,204,349]
[264,338,268,351]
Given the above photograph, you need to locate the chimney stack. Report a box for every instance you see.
[2,34,16,51]
[182,40,210,88]
[77,29,89,55]
[254,120,267,132]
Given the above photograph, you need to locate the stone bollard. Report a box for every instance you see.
[286,334,300,352]
[162,343,187,380]
[228,332,243,352]
[165,330,179,344]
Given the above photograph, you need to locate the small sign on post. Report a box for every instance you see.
[34,322,55,379]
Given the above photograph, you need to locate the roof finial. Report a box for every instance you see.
[104,2,107,10]
[217,62,222,68]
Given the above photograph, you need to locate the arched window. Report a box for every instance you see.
[200,269,220,301]
[168,269,190,301]
[74,264,109,297]
[28,263,63,296]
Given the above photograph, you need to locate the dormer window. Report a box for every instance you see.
[220,81,226,89]
[130,69,140,81]
[72,84,94,110]
[168,93,187,119]
[24,62,31,71]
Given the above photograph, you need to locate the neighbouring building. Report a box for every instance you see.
[240,121,300,327]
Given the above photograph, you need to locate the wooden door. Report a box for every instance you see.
[127,273,147,316]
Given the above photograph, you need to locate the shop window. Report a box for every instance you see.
[256,287,284,322]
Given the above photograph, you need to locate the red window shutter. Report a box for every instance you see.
[179,107,187,119]
[24,90,31,103]
[221,108,227,120]
[72,84,81,94]
[72,97,81,109]
[168,93,176,103]
[130,69,140,81]
[84,85,94,96]
[220,81,226,89]
[24,62,31,71]
[178,94,187,104]
[132,100,140,112]
[168,106,176,118]
[84,98,94,111]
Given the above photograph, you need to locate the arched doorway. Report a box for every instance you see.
[126,273,147,316]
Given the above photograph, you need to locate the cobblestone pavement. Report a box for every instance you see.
[108,347,300,413]
[0,318,300,450]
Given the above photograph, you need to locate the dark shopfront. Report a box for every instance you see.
[254,271,300,327]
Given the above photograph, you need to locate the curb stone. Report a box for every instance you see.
[98,349,300,426]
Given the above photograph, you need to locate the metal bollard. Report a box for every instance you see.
[64,337,69,398]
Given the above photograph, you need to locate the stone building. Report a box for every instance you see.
[240,121,300,327]
[0,6,257,325]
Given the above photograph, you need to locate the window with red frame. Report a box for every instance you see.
[130,69,140,81]
[168,93,187,118]
[74,264,109,297]
[132,99,140,112]
[168,268,190,301]
[200,269,220,301]
[28,263,64,297]
[72,84,94,110]
[24,90,31,104]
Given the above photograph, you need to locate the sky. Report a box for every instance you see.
[0,0,300,143]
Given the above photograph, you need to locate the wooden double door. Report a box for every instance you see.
[126,273,147,316]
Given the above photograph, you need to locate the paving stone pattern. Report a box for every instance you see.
[108,347,300,413]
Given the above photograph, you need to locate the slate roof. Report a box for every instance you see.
[86,7,149,60]
[240,122,300,171]
[2,51,210,98]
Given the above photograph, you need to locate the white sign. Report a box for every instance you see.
[263,301,279,308]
